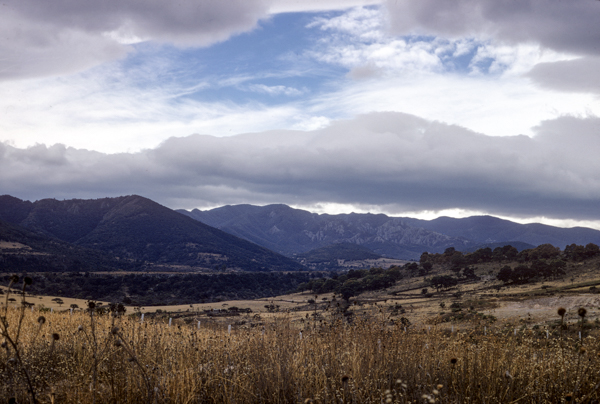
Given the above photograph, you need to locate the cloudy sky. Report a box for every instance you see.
[1,0,600,228]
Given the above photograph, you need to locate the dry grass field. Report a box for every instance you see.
[4,256,600,403]
[3,276,600,403]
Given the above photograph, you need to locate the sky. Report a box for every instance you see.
[1,0,600,229]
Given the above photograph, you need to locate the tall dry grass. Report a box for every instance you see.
[2,299,600,403]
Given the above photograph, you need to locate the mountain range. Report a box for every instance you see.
[0,195,303,272]
[178,204,600,260]
[3,194,600,271]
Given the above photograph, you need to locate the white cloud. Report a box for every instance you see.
[0,0,272,80]
[268,0,382,14]
[246,84,307,96]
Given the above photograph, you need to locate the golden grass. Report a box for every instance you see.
[2,304,600,403]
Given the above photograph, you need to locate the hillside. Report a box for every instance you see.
[0,195,304,272]
[179,204,473,259]
[179,204,600,260]
[0,218,134,272]
[297,242,381,264]
[401,215,600,249]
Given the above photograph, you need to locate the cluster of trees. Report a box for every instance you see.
[297,266,404,300]
[496,260,566,284]
[564,243,600,261]
[420,245,520,269]
[492,243,600,285]
[2,272,311,306]
[422,243,600,269]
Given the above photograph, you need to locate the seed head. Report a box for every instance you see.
[87,301,96,310]
[114,339,122,347]
[37,316,46,325]
[558,307,566,317]
[23,277,32,285]
[450,357,458,365]
[51,333,60,341]
[10,275,19,283]
[341,375,350,384]
[578,307,587,318]
[565,393,573,401]
[111,326,120,335]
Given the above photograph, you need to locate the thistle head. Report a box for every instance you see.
[578,307,587,318]
[558,307,566,317]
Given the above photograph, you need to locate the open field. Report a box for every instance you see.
[2,297,600,403]
[4,254,600,402]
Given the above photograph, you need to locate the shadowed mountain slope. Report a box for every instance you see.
[0,195,303,271]
[179,204,474,260]
[179,205,600,260]
[0,218,132,272]
[400,216,600,249]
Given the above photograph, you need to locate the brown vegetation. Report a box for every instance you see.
[3,298,600,402]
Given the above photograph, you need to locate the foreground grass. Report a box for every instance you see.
[2,304,600,404]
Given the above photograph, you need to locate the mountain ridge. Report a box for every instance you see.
[178,204,600,260]
[0,195,304,271]
[179,204,474,260]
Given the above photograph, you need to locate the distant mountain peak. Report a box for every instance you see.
[179,204,600,260]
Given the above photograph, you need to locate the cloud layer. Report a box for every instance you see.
[0,0,271,80]
[385,0,600,56]
[2,112,600,221]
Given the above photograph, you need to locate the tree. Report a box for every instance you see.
[564,244,585,261]
[430,275,458,291]
[462,267,477,279]
[493,245,518,261]
[52,298,64,307]
[512,265,536,283]
[339,279,361,301]
[497,266,513,283]
[470,247,492,263]
[450,252,465,271]
[585,243,600,258]
[444,247,456,256]
[421,262,433,273]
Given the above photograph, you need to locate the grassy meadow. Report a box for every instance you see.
[3,289,600,403]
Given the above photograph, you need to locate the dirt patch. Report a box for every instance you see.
[0,241,31,250]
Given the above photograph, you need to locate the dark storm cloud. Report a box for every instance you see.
[0,0,271,80]
[384,0,600,56]
[2,112,600,220]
